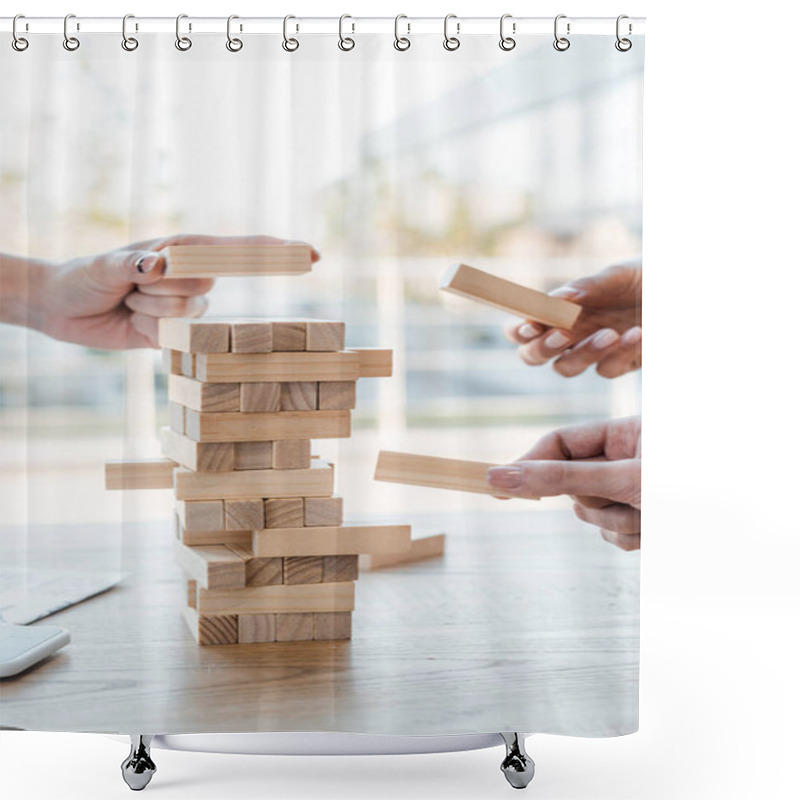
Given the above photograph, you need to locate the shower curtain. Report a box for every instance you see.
[0,20,643,742]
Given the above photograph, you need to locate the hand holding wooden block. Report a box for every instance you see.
[162,244,313,278]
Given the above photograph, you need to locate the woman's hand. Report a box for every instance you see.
[504,259,642,378]
[486,416,642,551]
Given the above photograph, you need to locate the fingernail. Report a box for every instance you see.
[486,466,521,490]
[550,287,582,300]
[544,330,570,349]
[592,329,618,349]
[136,253,160,274]
[518,323,536,340]
[621,326,642,345]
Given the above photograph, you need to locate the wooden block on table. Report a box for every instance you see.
[317,381,356,410]
[233,441,273,470]
[272,439,311,470]
[314,612,352,641]
[238,613,277,643]
[322,555,358,583]
[224,499,265,531]
[180,352,196,378]
[104,458,176,490]
[162,244,313,278]
[440,263,582,330]
[240,382,281,413]
[180,528,253,547]
[306,321,345,352]
[173,541,247,589]
[187,579,197,609]
[184,408,350,443]
[160,427,235,472]
[174,462,334,500]
[360,533,446,571]
[275,613,315,641]
[280,382,318,411]
[264,498,305,529]
[197,581,355,615]
[283,556,324,585]
[245,557,283,587]
[168,402,185,434]
[182,606,238,645]
[374,451,517,498]
[272,320,307,351]
[253,524,411,557]
[158,318,230,353]
[168,374,239,412]
[196,351,360,383]
[177,499,225,531]
[303,496,343,527]
[231,321,273,353]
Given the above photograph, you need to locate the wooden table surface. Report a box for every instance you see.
[0,511,639,737]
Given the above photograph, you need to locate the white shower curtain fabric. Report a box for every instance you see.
[0,31,643,737]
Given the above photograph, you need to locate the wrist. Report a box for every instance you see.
[0,255,59,333]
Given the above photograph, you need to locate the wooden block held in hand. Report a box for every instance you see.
[160,427,235,472]
[245,557,283,587]
[284,556,324,585]
[162,244,313,278]
[159,318,230,353]
[306,321,345,352]
[275,613,315,641]
[318,381,356,410]
[440,263,582,329]
[240,382,281,413]
[234,441,273,470]
[238,614,277,643]
[224,499,265,531]
[280,382,318,411]
[272,320,307,351]
[322,555,358,583]
[184,408,350,443]
[231,321,273,354]
[105,459,176,490]
[265,498,305,529]
[314,611,352,641]
[272,439,311,470]
[304,496,343,527]
[361,533,446,570]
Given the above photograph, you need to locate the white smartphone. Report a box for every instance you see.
[0,621,71,678]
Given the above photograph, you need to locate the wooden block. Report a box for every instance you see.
[275,613,315,641]
[162,245,313,278]
[374,451,517,498]
[104,458,176,490]
[168,374,239,412]
[177,500,225,531]
[280,382,318,411]
[233,441,273,470]
[160,427,235,472]
[158,318,230,353]
[224,499,265,531]
[174,462,334,501]
[283,556,324,585]
[240,382,281,412]
[306,321,345,352]
[252,524,411,557]
[187,579,197,609]
[360,533,446,571]
[352,348,393,378]
[245,557,283,587]
[440,263,582,329]
[196,351,360,383]
[238,614,277,643]
[231,321,273,354]
[317,381,356,410]
[303,497,343,527]
[197,581,355,615]
[272,320,307,351]
[184,409,350,443]
[180,528,253,547]
[180,351,196,378]
[314,612,352,641]
[264,498,305,529]
[322,555,358,583]
[272,439,311,470]
[173,541,247,589]
[182,606,238,645]
[163,348,182,375]
[168,402,185,434]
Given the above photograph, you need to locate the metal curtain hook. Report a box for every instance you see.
[443,14,460,51]
[227,15,243,51]
[283,15,299,51]
[63,13,80,51]
[553,14,570,51]
[499,13,516,51]
[394,14,410,50]
[615,14,632,51]
[338,14,355,51]
[122,14,139,51]
[12,14,29,51]
[175,14,192,50]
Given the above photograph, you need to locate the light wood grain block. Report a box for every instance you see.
[317,381,356,410]
[168,402,185,434]
[303,497,343,527]
[253,524,411,557]
[264,498,305,529]
[173,541,247,589]
[231,321,273,353]
[177,500,225,531]
[174,462,334,501]
[314,612,352,641]
[163,349,182,375]
[104,459,176,490]
[168,374,239,412]
[184,409,350,443]
[162,244,313,278]
[158,318,230,353]
[283,556,324,585]
[306,321,345,352]
[360,533,446,571]
[272,320,307,351]
[352,348,393,378]
[197,581,355,615]
[182,606,239,645]
[180,528,253,547]
[440,262,582,329]
[187,579,197,609]
[224,499,265,531]
[160,427,235,472]
[180,352,196,377]
[233,441,273,470]
[280,382,318,411]
[245,557,283,587]
[240,382,281,412]
[272,440,311,470]
[238,614,277,643]
[322,555,358,583]
[374,451,518,498]
[275,613,315,641]
[196,351,361,383]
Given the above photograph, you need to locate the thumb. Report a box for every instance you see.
[88,249,165,289]
[487,459,640,507]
